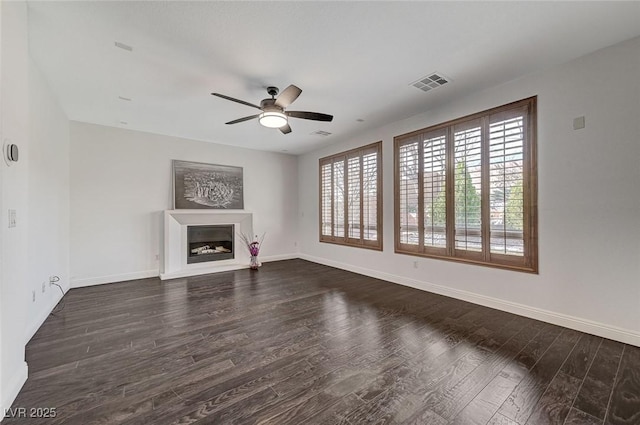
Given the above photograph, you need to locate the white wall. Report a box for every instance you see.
[26,58,70,341]
[0,2,71,414]
[1,0,5,411]
[69,123,299,287]
[0,2,29,408]
[298,37,640,345]
[1,0,30,412]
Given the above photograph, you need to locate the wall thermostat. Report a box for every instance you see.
[6,144,19,162]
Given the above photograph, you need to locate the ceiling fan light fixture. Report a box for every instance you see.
[259,111,287,128]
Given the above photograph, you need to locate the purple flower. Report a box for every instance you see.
[239,232,266,257]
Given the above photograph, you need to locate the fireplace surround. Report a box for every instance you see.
[161,210,252,280]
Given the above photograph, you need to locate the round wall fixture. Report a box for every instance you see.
[3,141,19,166]
[7,144,19,162]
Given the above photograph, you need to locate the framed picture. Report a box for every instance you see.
[173,160,244,209]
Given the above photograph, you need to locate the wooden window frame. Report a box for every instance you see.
[394,97,538,273]
[319,141,383,251]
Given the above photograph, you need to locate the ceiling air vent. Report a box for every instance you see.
[411,72,450,92]
[311,130,332,137]
[115,41,133,52]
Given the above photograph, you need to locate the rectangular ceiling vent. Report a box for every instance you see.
[311,130,332,137]
[411,72,451,92]
[115,41,133,52]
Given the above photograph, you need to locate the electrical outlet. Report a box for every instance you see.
[32,290,36,302]
[42,282,46,293]
[413,261,419,269]
[155,254,159,261]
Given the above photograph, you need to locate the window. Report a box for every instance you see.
[394,97,537,272]
[320,141,382,250]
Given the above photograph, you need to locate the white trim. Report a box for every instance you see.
[160,264,247,280]
[259,253,298,263]
[159,253,298,280]
[71,269,158,288]
[298,253,640,347]
[24,287,67,344]
[1,362,28,416]
[69,253,298,285]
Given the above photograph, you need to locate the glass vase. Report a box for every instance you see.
[250,255,260,270]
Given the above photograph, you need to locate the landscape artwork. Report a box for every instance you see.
[173,160,244,209]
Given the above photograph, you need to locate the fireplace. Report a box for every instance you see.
[187,224,234,264]
[161,210,252,280]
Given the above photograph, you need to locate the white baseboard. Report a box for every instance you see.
[1,362,28,418]
[160,264,248,280]
[24,286,67,344]
[159,253,298,280]
[258,253,298,263]
[298,253,640,347]
[71,269,158,288]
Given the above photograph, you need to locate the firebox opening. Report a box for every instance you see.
[187,224,234,264]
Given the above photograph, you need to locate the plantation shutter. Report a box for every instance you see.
[453,120,483,255]
[320,162,332,237]
[489,108,526,257]
[394,96,537,272]
[362,149,379,242]
[319,142,382,250]
[347,155,361,240]
[333,160,345,238]
[422,130,447,250]
[398,139,420,247]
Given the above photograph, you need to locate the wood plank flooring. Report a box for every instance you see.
[6,259,640,424]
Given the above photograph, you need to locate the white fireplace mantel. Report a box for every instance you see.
[160,210,253,280]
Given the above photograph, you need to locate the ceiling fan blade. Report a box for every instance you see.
[279,124,292,134]
[225,114,260,125]
[286,111,333,122]
[212,93,262,110]
[275,85,302,108]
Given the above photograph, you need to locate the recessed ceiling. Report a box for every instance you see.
[27,1,640,155]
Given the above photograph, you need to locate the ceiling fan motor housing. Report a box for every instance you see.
[260,98,282,113]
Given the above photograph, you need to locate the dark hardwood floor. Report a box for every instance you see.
[6,259,640,424]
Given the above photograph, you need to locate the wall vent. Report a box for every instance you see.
[115,41,133,52]
[411,72,450,92]
[311,130,332,137]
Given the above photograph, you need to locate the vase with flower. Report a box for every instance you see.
[239,232,265,270]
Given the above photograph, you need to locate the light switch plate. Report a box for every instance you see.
[8,209,16,228]
[573,116,585,130]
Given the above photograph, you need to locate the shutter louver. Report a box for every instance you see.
[454,124,482,252]
[423,134,447,248]
[489,112,525,256]
[347,156,361,239]
[362,151,378,241]
[321,162,332,236]
[398,141,419,245]
[333,160,345,238]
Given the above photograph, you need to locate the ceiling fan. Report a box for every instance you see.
[211,85,333,134]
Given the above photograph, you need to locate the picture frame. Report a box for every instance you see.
[172,160,244,209]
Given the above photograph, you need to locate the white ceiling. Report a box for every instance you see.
[27,1,640,155]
